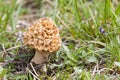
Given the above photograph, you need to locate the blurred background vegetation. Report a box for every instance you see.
[0,0,120,80]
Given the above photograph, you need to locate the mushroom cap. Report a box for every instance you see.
[23,18,61,53]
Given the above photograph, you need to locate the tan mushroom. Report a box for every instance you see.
[23,18,61,64]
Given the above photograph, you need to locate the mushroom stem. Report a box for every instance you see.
[31,50,49,64]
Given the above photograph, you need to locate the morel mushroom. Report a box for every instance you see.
[23,18,61,64]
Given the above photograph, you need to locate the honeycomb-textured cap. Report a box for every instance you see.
[24,18,61,52]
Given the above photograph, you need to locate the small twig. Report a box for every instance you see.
[30,62,39,76]
[1,44,6,57]
[96,63,99,71]
[2,44,6,53]
[88,41,106,47]
[0,45,23,53]
[52,76,57,80]
[26,68,40,80]
[92,65,97,76]
[98,68,113,74]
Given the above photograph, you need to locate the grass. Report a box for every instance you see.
[0,0,120,80]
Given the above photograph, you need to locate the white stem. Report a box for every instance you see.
[31,50,49,64]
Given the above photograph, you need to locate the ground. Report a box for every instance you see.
[0,0,120,80]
